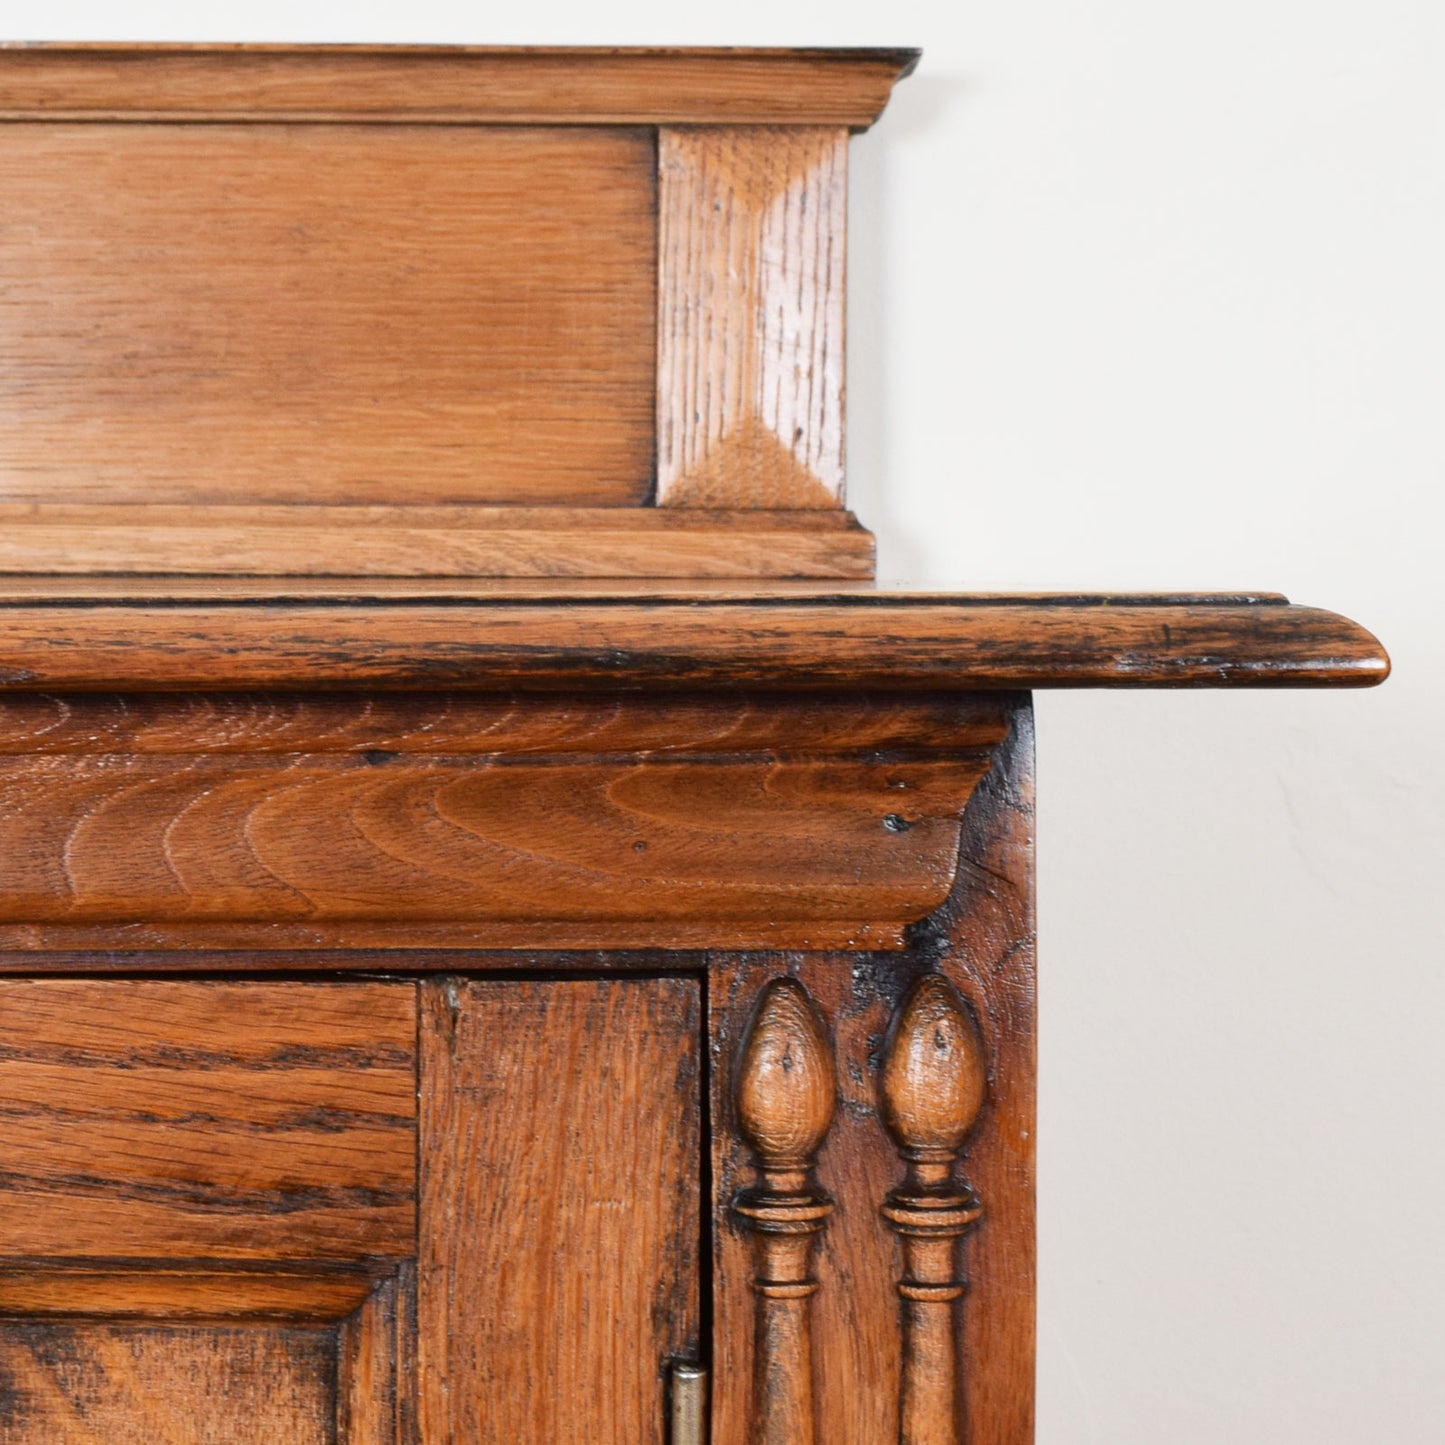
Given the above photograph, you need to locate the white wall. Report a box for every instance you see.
[7,2,1441,1440]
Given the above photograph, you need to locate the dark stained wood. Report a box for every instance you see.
[0,596,1389,691]
[879,975,989,1445]
[418,978,702,1443]
[658,128,848,508]
[0,948,686,975]
[0,45,920,128]
[732,979,837,1445]
[0,126,654,509]
[709,700,1036,1445]
[0,1266,413,1438]
[0,1323,335,1444]
[0,506,874,579]
[0,981,416,1260]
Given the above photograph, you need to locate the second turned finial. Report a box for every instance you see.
[879,972,989,1445]
[881,972,987,1165]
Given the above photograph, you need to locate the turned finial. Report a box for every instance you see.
[733,976,837,1445]
[878,973,988,1445]
[881,972,986,1164]
[736,977,836,1175]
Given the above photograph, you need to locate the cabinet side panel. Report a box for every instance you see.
[418,977,702,1444]
[710,699,1037,1444]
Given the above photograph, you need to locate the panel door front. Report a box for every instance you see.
[0,976,701,1442]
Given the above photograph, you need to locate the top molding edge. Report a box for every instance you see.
[0,44,923,129]
[0,595,1389,692]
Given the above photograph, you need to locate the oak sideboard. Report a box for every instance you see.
[0,44,1387,1444]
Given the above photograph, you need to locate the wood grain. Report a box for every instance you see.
[0,506,874,579]
[0,982,416,1260]
[338,1268,416,1445]
[0,691,1002,951]
[418,978,701,1443]
[0,755,989,931]
[709,701,1037,1445]
[0,919,910,955]
[0,597,1389,691]
[0,689,1007,757]
[0,1269,375,1323]
[0,1323,335,1444]
[0,1265,418,1441]
[0,45,919,128]
[0,124,654,507]
[659,128,848,508]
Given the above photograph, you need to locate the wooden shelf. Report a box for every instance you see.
[0,586,1387,692]
[0,44,920,128]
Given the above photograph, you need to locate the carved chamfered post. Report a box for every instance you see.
[732,977,837,1445]
[880,973,988,1445]
[658,127,849,510]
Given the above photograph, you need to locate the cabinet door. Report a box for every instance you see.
[0,977,701,1443]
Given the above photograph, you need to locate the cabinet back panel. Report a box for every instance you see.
[0,124,655,506]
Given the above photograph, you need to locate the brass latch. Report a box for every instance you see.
[668,1360,709,1444]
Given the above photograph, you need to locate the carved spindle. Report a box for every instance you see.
[879,973,988,1445]
[732,977,837,1445]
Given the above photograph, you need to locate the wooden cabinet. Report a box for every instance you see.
[0,45,1385,1443]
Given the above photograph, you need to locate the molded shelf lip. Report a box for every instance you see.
[0,44,922,130]
[0,588,1389,693]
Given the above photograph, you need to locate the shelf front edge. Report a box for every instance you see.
[0,45,921,129]
[0,597,1388,691]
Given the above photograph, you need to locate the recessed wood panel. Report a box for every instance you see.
[0,1323,334,1445]
[0,982,416,1260]
[659,128,848,507]
[418,978,701,1443]
[0,123,655,506]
